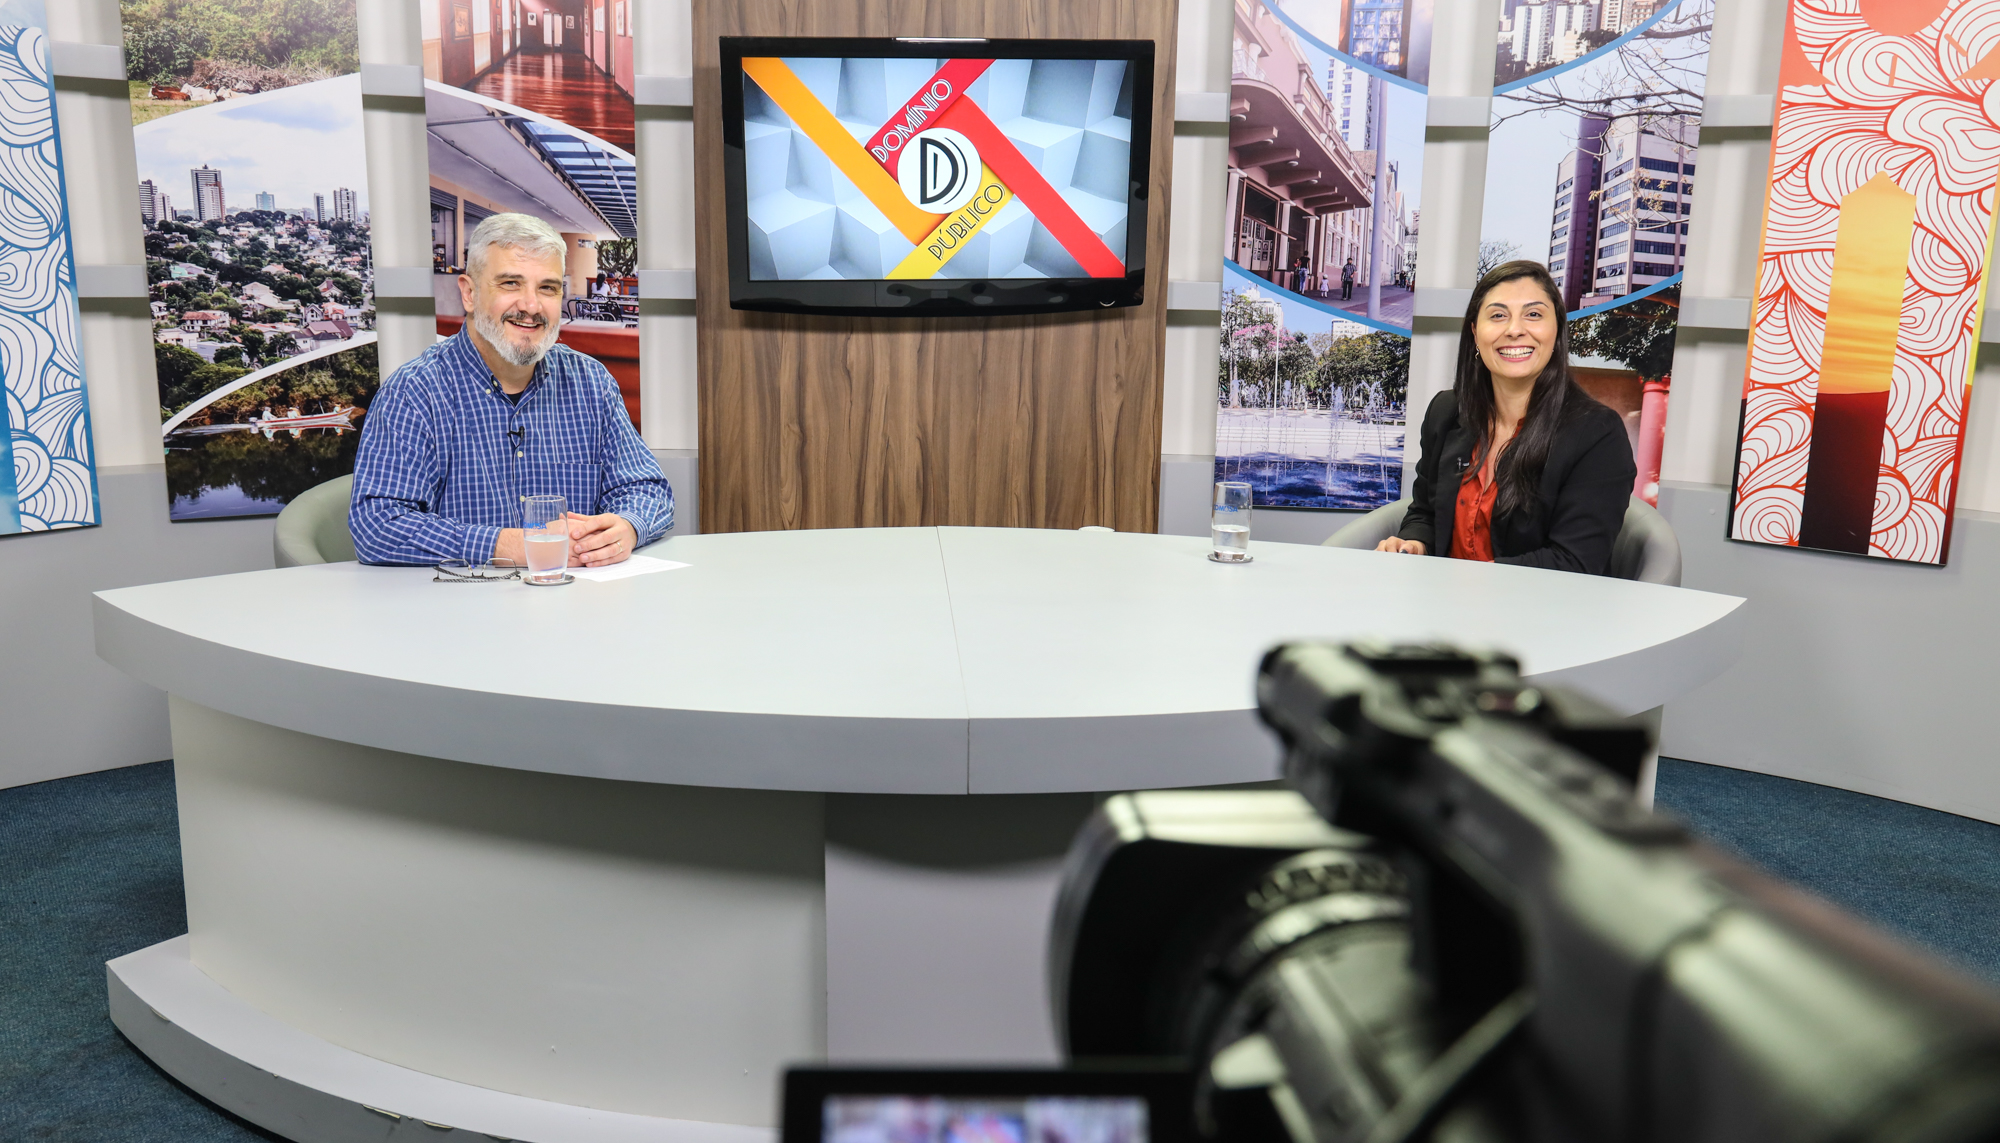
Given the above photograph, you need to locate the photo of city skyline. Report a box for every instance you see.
[1494,0,1674,83]
[1480,0,1712,505]
[124,0,380,522]
[1214,0,1427,511]
[133,76,368,223]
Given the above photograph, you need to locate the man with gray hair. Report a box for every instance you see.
[350,212,670,566]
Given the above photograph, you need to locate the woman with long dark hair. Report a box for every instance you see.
[1376,260,1636,573]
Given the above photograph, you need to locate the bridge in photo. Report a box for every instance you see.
[159,334,379,437]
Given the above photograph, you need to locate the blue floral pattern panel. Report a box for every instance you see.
[0,14,96,535]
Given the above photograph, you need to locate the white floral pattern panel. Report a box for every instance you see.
[0,21,94,534]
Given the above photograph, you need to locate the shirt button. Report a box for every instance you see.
[517,450,524,457]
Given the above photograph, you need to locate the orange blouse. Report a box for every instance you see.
[1453,451,1499,562]
[1453,423,1520,562]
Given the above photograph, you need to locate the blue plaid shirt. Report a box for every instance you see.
[350,331,672,565]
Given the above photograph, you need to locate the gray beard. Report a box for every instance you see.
[472,307,560,367]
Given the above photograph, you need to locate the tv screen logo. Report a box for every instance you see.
[897,128,980,213]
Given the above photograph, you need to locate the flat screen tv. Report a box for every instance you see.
[720,37,1155,317]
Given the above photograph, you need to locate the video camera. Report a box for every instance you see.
[1047,643,2000,1143]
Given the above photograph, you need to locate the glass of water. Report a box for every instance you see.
[1211,481,1253,563]
[522,494,571,584]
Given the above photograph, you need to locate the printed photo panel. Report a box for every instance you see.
[1479,0,1713,506]
[1728,0,2000,565]
[127,0,379,521]
[1214,0,1429,511]
[420,0,640,428]
[0,0,94,534]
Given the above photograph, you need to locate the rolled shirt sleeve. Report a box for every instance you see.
[597,384,674,548]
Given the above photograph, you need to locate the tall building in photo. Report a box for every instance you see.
[1381,159,1408,284]
[139,179,158,225]
[190,164,224,221]
[1324,58,1380,285]
[333,187,357,223]
[1548,115,1608,310]
[1509,2,1599,68]
[1601,0,1661,33]
[159,193,173,222]
[1328,58,1376,151]
[1350,0,1408,75]
[313,192,327,223]
[255,191,276,211]
[1581,115,1694,306]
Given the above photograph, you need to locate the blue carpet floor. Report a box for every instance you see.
[0,761,280,1142]
[2,757,1999,1140]
[1653,757,2000,985]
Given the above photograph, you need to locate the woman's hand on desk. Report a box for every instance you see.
[1374,537,1427,555]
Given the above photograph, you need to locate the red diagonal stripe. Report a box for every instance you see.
[935,99,1127,278]
[865,58,995,178]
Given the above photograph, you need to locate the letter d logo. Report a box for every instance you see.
[898,128,979,213]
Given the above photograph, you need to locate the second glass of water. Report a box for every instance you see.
[522,494,571,584]
[1211,481,1253,563]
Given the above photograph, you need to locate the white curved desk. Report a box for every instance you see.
[94,527,1744,1143]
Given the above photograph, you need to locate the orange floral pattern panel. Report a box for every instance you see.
[1729,0,2000,565]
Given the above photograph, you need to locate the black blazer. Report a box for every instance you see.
[1397,388,1637,575]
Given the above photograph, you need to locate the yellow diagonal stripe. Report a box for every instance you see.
[742,57,940,244]
[888,167,1014,280]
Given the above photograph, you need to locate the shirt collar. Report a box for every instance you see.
[446,327,557,404]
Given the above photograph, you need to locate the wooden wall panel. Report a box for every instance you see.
[692,0,1178,533]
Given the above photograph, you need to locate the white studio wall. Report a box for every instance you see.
[0,0,276,792]
[14,0,2000,829]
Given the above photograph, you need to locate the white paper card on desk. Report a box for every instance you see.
[565,555,691,583]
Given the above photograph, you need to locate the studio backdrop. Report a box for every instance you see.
[1214,0,1429,512]
[418,0,641,429]
[127,0,379,523]
[1479,0,1713,508]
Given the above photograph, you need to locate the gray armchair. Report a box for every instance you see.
[1323,494,1680,586]
[1320,498,1411,553]
[273,474,357,567]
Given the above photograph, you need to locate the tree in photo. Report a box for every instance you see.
[595,237,638,283]
[1570,286,1679,381]
[1314,331,1411,410]
[1492,0,1711,147]
[1476,240,1521,282]
[122,0,360,85]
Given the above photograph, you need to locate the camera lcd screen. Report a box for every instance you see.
[782,1069,1189,1143]
[823,1094,1146,1143]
